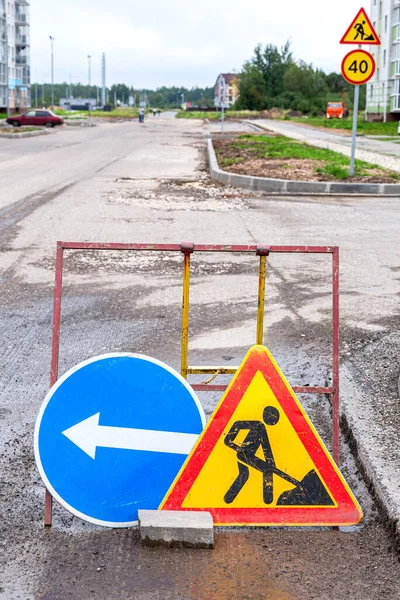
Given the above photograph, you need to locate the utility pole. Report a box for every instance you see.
[87,54,91,115]
[4,5,10,116]
[35,82,38,108]
[101,53,106,107]
[49,36,55,110]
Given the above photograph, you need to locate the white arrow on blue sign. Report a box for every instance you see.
[34,353,206,527]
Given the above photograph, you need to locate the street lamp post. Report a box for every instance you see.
[49,36,55,110]
[87,55,91,115]
[3,6,10,116]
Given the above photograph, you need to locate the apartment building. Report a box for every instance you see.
[366,0,400,121]
[0,0,30,112]
[214,73,239,108]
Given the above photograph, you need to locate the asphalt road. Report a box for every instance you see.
[1,114,400,599]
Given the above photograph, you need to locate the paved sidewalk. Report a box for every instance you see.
[248,119,400,172]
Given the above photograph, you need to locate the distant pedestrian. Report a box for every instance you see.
[157,109,161,117]
[153,109,156,117]
[139,108,145,123]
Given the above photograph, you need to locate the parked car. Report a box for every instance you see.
[6,109,64,127]
[326,102,349,119]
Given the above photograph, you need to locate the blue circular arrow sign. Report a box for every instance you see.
[34,353,205,527]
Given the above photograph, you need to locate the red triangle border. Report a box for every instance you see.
[340,8,381,45]
[161,346,362,526]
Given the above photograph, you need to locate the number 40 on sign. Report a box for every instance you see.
[341,49,376,85]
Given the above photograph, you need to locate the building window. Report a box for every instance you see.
[391,78,400,109]
[384,49,386,67]
[385,15,388,32]
[370,85,373,99]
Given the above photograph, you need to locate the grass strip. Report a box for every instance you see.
[216,134,399,181]
[288,116,399,137]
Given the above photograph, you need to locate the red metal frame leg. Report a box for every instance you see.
[332,247,340,465]
[44,241,64,526]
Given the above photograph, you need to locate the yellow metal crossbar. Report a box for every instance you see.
[180,244,269,383]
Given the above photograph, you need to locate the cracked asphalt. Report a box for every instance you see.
[1,112,400,599]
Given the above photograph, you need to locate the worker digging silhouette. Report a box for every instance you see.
[353,20,375,41]
[223,406,280,504]
[223,405,336,506]
[353,21,366,40]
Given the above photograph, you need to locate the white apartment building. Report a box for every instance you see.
[366,0,400,120]
[0,0,30,112]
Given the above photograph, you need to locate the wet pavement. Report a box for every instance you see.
[1,116,400,599]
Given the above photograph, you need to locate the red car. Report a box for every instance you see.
[6,109,64,127]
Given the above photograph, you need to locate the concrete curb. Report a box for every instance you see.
[0,128,51,139]
[341,364,400,549]
[207,134,400,196]
[138,510,214,548]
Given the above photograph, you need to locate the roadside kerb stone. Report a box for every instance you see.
[208,137,400,195]
[208,130,400,195]
[138,509,214,548]
[247,119,400,189]
[0,128,51,139]
[341,364,400,550]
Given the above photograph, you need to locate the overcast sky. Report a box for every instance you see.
[31,0,366,88]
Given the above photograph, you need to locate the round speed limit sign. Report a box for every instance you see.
[341,49,376,85]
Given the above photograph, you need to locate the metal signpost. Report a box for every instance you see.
[340,8,381,176]
[220,78,225,133]
[34,353,205,526]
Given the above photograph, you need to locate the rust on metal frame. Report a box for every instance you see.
[45,241,339,526]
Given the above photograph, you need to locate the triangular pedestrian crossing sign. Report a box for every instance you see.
[160,345,362,526]
[340,8,381,45]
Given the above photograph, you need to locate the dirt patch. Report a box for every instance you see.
[213,138,399,183]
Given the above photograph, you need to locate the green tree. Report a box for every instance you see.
[283,61,328,112]
[235,62,268,110]
[251,41,293,103]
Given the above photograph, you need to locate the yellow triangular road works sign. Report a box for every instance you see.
[160,345,362,526]
[340,8,381,45]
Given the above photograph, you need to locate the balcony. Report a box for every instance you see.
[16,65,29,85]
[15,13,29,25]
[16,35,29,47]
[16,55,28,65]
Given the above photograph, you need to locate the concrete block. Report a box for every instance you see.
[138,510,214,549]
[330,182,380,195]
[382,183,400,195]
[286,180,328,194]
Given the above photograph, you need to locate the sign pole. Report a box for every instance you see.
[350,84,359,176]
[340,9,381,176]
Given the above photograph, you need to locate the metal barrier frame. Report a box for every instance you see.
[44,241,339,526]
